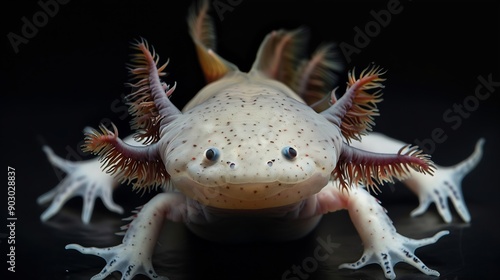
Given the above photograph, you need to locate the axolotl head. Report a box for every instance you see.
[83,2,433,211]
[161,73,342,209]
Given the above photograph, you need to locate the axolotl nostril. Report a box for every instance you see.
[37,1,487,279]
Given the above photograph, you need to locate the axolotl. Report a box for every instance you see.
[38,1,485,279]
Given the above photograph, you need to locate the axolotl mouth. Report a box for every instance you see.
[173,173,330,209]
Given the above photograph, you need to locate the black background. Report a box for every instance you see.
[1,0,499,279]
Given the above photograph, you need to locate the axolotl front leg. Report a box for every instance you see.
[38,133,144,224]
[66,192,187,280]
[38,145,123,224]
[314,182,449,279]
[64,180,448,280]
[352,132,485,223]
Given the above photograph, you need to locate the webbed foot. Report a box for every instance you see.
[316,183,449,279]
[38,145,123,224]
[66,243,168,280]
[407,138,484,223]
[352,133,485,223]
[339,230,449,279]
[66,193,186,280]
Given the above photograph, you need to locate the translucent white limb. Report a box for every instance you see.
[38,146,122,223]
[39,133,144,224]
[406,138,484,223]
[352,132,484,223]
[315,182,448,279]
[66,192,187,280]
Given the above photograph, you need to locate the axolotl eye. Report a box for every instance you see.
[204,148,220,162]
[282,146,297,160]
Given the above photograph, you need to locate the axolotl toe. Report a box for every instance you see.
[62,1,451,279]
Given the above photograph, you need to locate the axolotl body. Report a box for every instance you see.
[39,1,485,279]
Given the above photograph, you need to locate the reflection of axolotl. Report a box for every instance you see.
[38,1,484,279]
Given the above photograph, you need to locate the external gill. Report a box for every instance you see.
[126,39,178,144]
[82,124,168,191]
[249,25,343,112]
[251,28,310,84]
[81,39,182,192]
[294,43,344,111]
[334,143,435,194]
[323,65,385,144]
[321,66,434,194]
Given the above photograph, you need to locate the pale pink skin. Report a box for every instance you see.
[41,130,482,279]
[40,74,455,280]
